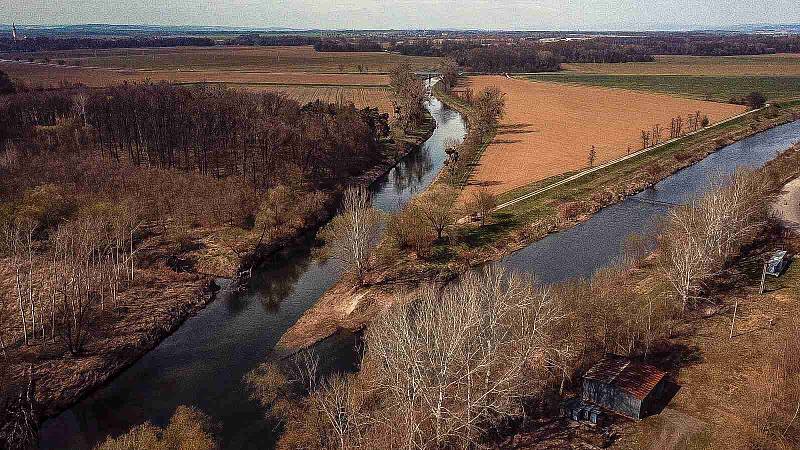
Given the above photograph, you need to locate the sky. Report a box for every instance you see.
[1,0,799,30]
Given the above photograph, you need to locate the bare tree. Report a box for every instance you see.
[319,186,382,285]
[641,130,651,149]
[473,87,506,137]
[438,58,460,92]
[471,188,497,226]
[415,187,457,241]
[362,266,564,448]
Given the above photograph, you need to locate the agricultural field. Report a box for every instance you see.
[460,75,747,197]
[0,45,410,116]
[564,54,800,76]
[0,61,390,87]
[531,54,800,103]
[229,84,395,118]
[0,45,441,73]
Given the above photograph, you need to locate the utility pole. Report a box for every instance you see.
[760,262,768,294]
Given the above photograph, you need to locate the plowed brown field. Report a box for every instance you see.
[462,76,747,197]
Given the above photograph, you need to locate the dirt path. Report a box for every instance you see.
[646,408,707,450]
[773,176,800,230]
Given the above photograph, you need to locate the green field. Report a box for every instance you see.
[524,74,800,104]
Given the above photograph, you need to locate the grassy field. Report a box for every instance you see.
[524,73,800,104]
[0,45,441,73]
[564,54,800,76]
[460,75,746,198]
[528,54,800,104]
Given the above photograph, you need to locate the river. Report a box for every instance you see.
[39,94,467,449]
[39,103,800,449]
[502,119,800,283]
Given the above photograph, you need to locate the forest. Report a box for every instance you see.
[313,39,383,52]
[0,83,390,190]
[0,36,215,52]
[453,45,563,73]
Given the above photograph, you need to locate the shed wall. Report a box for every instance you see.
[582,379,643,419]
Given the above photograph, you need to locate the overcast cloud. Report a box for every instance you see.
[1,0,798,30]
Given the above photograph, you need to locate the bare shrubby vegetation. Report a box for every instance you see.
[93,405,218,450]
[390,65,427,132]
[385,186,460,259]
[658,170,771,310]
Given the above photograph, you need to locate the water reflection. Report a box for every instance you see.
[370,97,467,213]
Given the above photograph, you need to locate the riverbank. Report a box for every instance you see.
[277,99,800,355]
[774,177,800,229]
[1,110,436,436]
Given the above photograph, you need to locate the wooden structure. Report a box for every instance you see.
[582,355,667,420]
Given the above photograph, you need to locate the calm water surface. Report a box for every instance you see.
[502,119,800,284]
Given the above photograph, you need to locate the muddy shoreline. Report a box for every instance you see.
[16,112,437,430]
[276,102,800,355]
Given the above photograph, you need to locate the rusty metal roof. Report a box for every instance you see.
[583,354,666,400]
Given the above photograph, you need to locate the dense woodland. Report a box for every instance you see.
[0,36,215,52]
[453,45,562,73]
[227,34,318,47]
[0,83,390,190]
[313,39,383,52]
[614,33,800,56]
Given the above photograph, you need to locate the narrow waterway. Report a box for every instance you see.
[502,119,800,284]
[39,94,467,449]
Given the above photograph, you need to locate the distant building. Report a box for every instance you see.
[582,354,668,420]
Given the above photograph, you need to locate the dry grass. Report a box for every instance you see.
[0,61,391,88]
[0,45,440,73]
[460,75,747,198]
[616,230,800,450]
[564,53,800,76]
[234,84,395,117]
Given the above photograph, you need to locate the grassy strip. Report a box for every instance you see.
[430,84,496,190]
[431,101,800,265]
[524,73,800,104]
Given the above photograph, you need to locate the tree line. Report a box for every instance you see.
[1,83,390,191]
[313,40,383,52]
[0,36,215,53]
[614,33,800,57]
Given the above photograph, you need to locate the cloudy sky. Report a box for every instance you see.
[1,0,798,30]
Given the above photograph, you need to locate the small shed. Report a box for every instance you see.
[582,354,667,420]
[766,250,790,277]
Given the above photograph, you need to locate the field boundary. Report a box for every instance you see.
[493,105,767,212]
